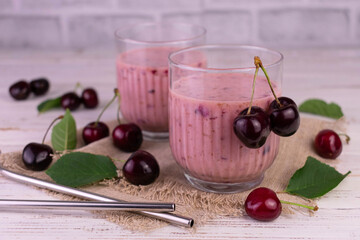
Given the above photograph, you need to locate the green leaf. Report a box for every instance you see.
[299,99,344,119]
[285,156,351,198]
[51,109,77,151]
[37,97,62,113]
[46,152,117,187]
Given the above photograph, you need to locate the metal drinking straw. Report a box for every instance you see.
[0,199,175,212]
[0,165,194,228]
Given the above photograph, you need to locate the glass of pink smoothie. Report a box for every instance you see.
[115,23,206,140]
[169,45,283,193]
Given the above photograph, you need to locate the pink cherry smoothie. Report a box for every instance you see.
[116,47,171,132]
[169,72,281,183]
[117,47,205,133]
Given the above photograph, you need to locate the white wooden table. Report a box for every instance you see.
[0,49,359,239]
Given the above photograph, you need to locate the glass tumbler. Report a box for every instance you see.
[169,45,284,193]
[115,23,206,140]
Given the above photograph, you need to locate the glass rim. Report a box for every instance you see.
[168,44,284,73]
[114,22,207,45]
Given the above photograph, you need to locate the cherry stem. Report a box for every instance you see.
[280,200,319,211]
[247,58,260,115]
[117,106,121,125]
[110,156,126,164]
[95,88,119,126]
[42,115,64,144]
[74,82,82,92]
[255,56,281,107]
[338,133,351,144]
[116,93,122,125]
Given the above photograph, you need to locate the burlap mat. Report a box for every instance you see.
[0,117,344,232]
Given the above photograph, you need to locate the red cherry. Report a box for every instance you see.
[123,150,160,185]
[30,78,50,96]
[82,122,109,145]
[22,143,53,171]
[245,187,282,221]
[9,80,30,100]
[268,97,300,136]
[81,88,98,109]
[61,92,81,111]
[112,123,143,152]
[314,129,342,159]
[233,106,271,148]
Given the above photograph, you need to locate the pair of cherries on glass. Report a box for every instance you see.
[233,97,300,148]
[233,57,300,149]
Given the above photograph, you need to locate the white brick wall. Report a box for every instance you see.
[0,16,62,48]
[20,0,116,9]
[68,15,153,48]
[259,9,350,46]
[0,0,359,50]
[204,10,252,44]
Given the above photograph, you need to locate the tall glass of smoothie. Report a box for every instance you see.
[115,23,206,139]
[169,45,283,193]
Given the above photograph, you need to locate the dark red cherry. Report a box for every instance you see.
[314,129,342,159]
[268,97,300,137]
[30,78,50,96]
[22,142,53,171]
[81,88,98,109]
[82,121,109,145]
[9,80,31,100]
[61,92,81,111]
[233,106,271,148]
[112,123,143,152]
[245,187,282,221]
[123,150,160,185]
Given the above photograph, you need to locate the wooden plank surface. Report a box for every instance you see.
[0,49,359,239]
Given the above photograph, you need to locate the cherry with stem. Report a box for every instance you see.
[112,94,143,152]
[22,115,64,171]
[233,57,271,149]
[245,187,318,221]
[60,83,83,111]
[256,56,300,137]
[314,129,350,159]
[77,83,99,109]
[82,89,118,145]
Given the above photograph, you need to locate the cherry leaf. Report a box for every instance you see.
[285,156,350,198]
[299,99,343,119]
[46,152,117,187]
[51,109,77,151]
[37,97,61,113]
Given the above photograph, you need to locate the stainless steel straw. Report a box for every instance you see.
[0,166,194,228]
[0,199,175,212]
